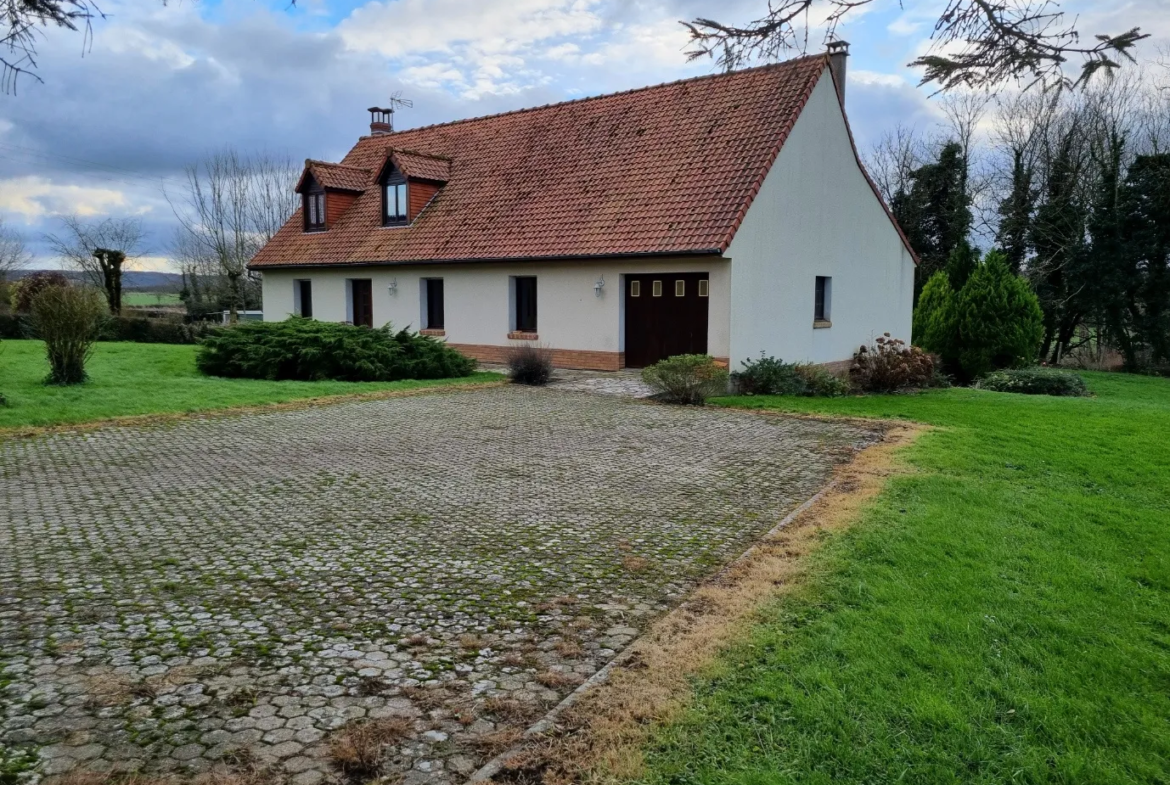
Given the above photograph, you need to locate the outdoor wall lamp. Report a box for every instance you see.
[594,275,605,297]
[388,278,398,294]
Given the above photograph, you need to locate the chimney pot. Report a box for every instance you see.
[368,106,394,136]
[826,40,849,105]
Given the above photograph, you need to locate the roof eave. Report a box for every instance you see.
[247,248,725,271]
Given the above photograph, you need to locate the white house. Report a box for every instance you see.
[249,44,917,371]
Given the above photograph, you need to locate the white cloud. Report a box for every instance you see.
[339,0,604,58]
[0,177,133,219]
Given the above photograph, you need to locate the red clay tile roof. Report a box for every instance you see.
[390,150,451,183]
[252,55,902,268]
[297,161,371,193]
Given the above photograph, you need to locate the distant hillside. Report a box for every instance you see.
[11,269,183,290]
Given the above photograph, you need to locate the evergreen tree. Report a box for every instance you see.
[1120,154,1170,365]
[1085,132,1133,366]
[954,251,1045,379]
[1029,127,1088,363]
[997,147,1035,274]
[945,240,981,291]
[913,270,957,364]
[891,141,973,301]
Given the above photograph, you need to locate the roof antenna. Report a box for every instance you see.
[368,92,414,136]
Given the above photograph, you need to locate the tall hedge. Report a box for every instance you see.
[196,319,476,382]
[914,250,1044,381]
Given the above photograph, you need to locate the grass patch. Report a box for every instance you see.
[0,339,500,430]
[637,372,1170,784]
[122,291,183,307]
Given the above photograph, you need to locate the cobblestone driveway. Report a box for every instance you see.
[0,387,878,784]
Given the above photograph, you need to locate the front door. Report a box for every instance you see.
[624,272,709,368]
[351,279,373,327]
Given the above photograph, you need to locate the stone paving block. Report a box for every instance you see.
[0,386,877,782]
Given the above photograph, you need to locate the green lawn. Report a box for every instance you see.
[122,291,183,307]
[0,339,501,430]
[640,373,1170,785]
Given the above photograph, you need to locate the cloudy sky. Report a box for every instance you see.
[1,0,1166,270]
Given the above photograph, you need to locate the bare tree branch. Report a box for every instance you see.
[42,215,146,313]
[1,0,102,94]
[683,0,1147,92]
[0,216,33,280]
[169,149,298,323]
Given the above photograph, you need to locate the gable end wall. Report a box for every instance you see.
[724,69,915,368]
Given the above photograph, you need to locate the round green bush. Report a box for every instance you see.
[642,354,729,405]
[196,319,476,382]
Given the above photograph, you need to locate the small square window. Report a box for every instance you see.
[698,279,709,297]
[652,280,663,297]
[675,280,685,297]
[630,280,641,297]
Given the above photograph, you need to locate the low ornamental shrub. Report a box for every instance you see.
[196,318,476,382]
[850,334,939,393]
[506,343,554,386]
[795,363,852,397]
[976,368,1089,397]
[731,354,850,397]
[29,285,107,385]
[10,271,70,313]
[642,354,729,405]
[731,354,805,395]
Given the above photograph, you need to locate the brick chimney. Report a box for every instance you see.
[368,107,394,136]
[826,40,849,105]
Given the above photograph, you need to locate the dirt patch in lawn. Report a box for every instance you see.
[480,420,926,785]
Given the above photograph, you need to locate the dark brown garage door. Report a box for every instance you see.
[624,272,709,368]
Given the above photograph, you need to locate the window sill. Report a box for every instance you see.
[813,319,832,329]
[420,329,446,337]
[508,331,539,340]
[303,227,327,234]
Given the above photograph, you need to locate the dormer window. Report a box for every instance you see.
[304,189,326,232]
[383,174,408,226]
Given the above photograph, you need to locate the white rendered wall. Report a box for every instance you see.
[260,257,731,358]
[724,68,916,368]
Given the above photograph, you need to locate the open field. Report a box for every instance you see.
[123,292,184,307]
[0,340,501,430]
[637,373,1170,784]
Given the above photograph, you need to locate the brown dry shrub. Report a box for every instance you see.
[465,728,524,756]
[554,640,583,658]
[482,697,539,723]
[46,773,180,785]
[536,670,584,689]
[459,634,485,650]
[327,717,413,777]
[401,685,451,710]
[621,555,650,572]
[850,334,939,392]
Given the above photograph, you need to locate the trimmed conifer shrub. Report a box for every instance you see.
[913,250,1044,382]
[954,251,1044,380]
[913,271,958,359]
[196,319,476,382]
